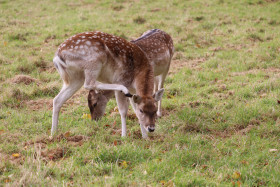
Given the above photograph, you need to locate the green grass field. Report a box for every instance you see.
[1,0,280,186]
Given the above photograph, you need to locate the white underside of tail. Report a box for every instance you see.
[53,56,69,85]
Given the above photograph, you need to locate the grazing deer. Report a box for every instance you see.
[88,29,174,121]
[51,31,167,138]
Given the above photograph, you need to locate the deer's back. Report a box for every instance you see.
[131,29,174,76]
[56,31,150,86]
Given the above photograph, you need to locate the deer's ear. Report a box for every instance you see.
[88,90,97,101]
[132,95,142,104]
[153,88,164,102]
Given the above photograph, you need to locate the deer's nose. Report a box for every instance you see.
[148,126,155,132]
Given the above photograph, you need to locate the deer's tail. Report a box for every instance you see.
[53,55,69,85]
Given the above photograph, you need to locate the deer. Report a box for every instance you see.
[51,30,173,138]
[88,29,174,122]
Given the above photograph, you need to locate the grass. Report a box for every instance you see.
[1,0,280,186]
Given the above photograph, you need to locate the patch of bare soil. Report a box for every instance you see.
[218,120,260,138]
[234,119,260,134]
[9,74,39,85]
[169,58,203,74]
[25,99,53,111]
[24,133,86,147]
[25,88,89,111]
[236,125,255,135]
[181,119,260,139]
[1,133,86,165]
[41,147,71,161]
[179,123,210,134]
[24,132,87,162]
[169,53,214,74]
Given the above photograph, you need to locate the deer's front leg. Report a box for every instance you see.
[83,68,132,96]
[96,83,132,97]
[115,91,129,137]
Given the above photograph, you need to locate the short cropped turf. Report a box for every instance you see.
[0,0,280,186]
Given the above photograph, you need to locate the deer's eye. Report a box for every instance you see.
[140,109,144,113]
[93,103,97,107]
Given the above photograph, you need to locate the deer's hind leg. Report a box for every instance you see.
[51,70,84,136]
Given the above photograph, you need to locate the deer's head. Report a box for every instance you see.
[132,89,164,133]
[88,90,113,121]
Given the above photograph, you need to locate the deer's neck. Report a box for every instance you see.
[134,64,154,97]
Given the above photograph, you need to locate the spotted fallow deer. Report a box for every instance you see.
[51,31,166,138]
[88,29,174,121]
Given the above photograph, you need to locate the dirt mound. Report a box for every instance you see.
[41,147,71,161]
[24,133,86,162]
[9,74,39,85]
[24,132,86,148]
[25,89,90,111]
[25,99,53,111]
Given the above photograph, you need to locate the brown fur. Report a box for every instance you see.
[87,29,174,120]
[57,31,153,97]
[51,31,161,137]
[88,90,114,120]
